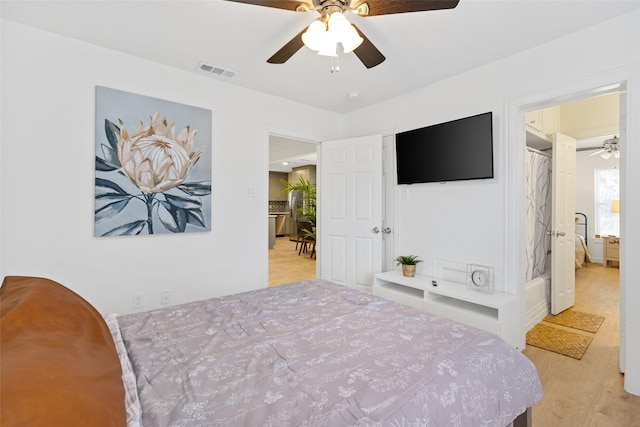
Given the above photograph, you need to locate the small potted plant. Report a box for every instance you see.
[395,255,423,277]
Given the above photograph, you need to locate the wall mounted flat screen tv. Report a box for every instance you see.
[395,112,494,184]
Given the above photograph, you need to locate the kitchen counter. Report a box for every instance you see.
[269,212,289,237]
[268,215,276,249]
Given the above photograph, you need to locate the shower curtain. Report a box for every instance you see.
[525,149,552,282]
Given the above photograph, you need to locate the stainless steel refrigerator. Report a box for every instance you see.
[288,191,303,241]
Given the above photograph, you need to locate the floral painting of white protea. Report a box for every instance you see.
[95,87,211,236]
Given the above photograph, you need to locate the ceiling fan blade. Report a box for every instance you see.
[224,0,313,12]
[352,25,385,68]
[587,149,606,157]
[351,0,459,16]
[267,27,308,64]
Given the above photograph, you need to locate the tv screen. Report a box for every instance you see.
[395,112,494,184]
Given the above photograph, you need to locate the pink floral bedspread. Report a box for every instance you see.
[117,280,542,426]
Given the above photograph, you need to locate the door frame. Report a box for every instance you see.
[506,72,630,374]
[266,131,321,282]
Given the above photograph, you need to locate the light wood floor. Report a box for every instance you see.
[268,236,316,287]
[523,263,640,426]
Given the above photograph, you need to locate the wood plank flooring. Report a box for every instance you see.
[523,263,640,426]
[269,236,316,287]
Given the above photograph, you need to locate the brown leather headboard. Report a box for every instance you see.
[1,276,126,426]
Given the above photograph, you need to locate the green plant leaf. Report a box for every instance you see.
[394,255,423,265]
[280,177,316,224]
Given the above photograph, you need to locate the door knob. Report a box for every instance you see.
[372,227,380,233]
[556,231,566,237]
[382,227,392,234]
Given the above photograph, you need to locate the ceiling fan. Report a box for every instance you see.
[587,136,620,159]
[224,0,460,69]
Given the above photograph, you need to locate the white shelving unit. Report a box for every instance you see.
[373,270,521,349]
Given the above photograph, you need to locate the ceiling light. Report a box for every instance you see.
[317,40,338,57]
[302,11,363,58]
[301,20,327,52]
[328,12,363,53]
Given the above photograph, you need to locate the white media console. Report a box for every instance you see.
[373,270,521,349]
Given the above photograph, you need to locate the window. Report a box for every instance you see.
[595,168,620,236]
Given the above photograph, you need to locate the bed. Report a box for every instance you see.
[1,276,543,427]
[575,234,592,268]
[575,213,593,268]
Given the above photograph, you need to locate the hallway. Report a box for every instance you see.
[523,264,640,425]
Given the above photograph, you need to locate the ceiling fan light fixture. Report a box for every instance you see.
[302,20,327,52]
[601,151,613,160]
[328,11,350,36]
[329,12,363,53]
[340,26,363,53]
[317,40,338,57]
[302,12,362,57]
[232,0,460,69]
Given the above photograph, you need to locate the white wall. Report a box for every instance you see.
[575,147,620,262]
[0,20,342,315]
[343,10,640,394]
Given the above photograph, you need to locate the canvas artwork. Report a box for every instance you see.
[95,86,212,237]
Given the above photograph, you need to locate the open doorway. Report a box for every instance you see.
[268,134,318,286]
[524,91,622,329]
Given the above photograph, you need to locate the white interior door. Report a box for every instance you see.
[319,135,383,292]
[551,132,577,314]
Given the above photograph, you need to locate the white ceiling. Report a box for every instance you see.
[269,135,317,173]
[3,0,640,115]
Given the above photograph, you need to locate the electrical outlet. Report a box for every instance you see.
[132,292,144,309]
[160,290,171,305]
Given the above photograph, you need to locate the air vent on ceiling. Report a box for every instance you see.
[196,62,237,78]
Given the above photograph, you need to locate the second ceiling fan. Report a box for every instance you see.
[225,0,460,69]
[588,136,620,159]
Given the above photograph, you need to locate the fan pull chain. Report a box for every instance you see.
[331,51,340,73]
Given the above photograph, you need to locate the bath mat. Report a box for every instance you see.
[526,323,593,360]
[543,309,605,333]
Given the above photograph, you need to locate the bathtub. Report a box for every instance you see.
[525,270,551,332]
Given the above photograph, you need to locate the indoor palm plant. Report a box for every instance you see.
[395,255,423,277]
[280,176,316,224]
